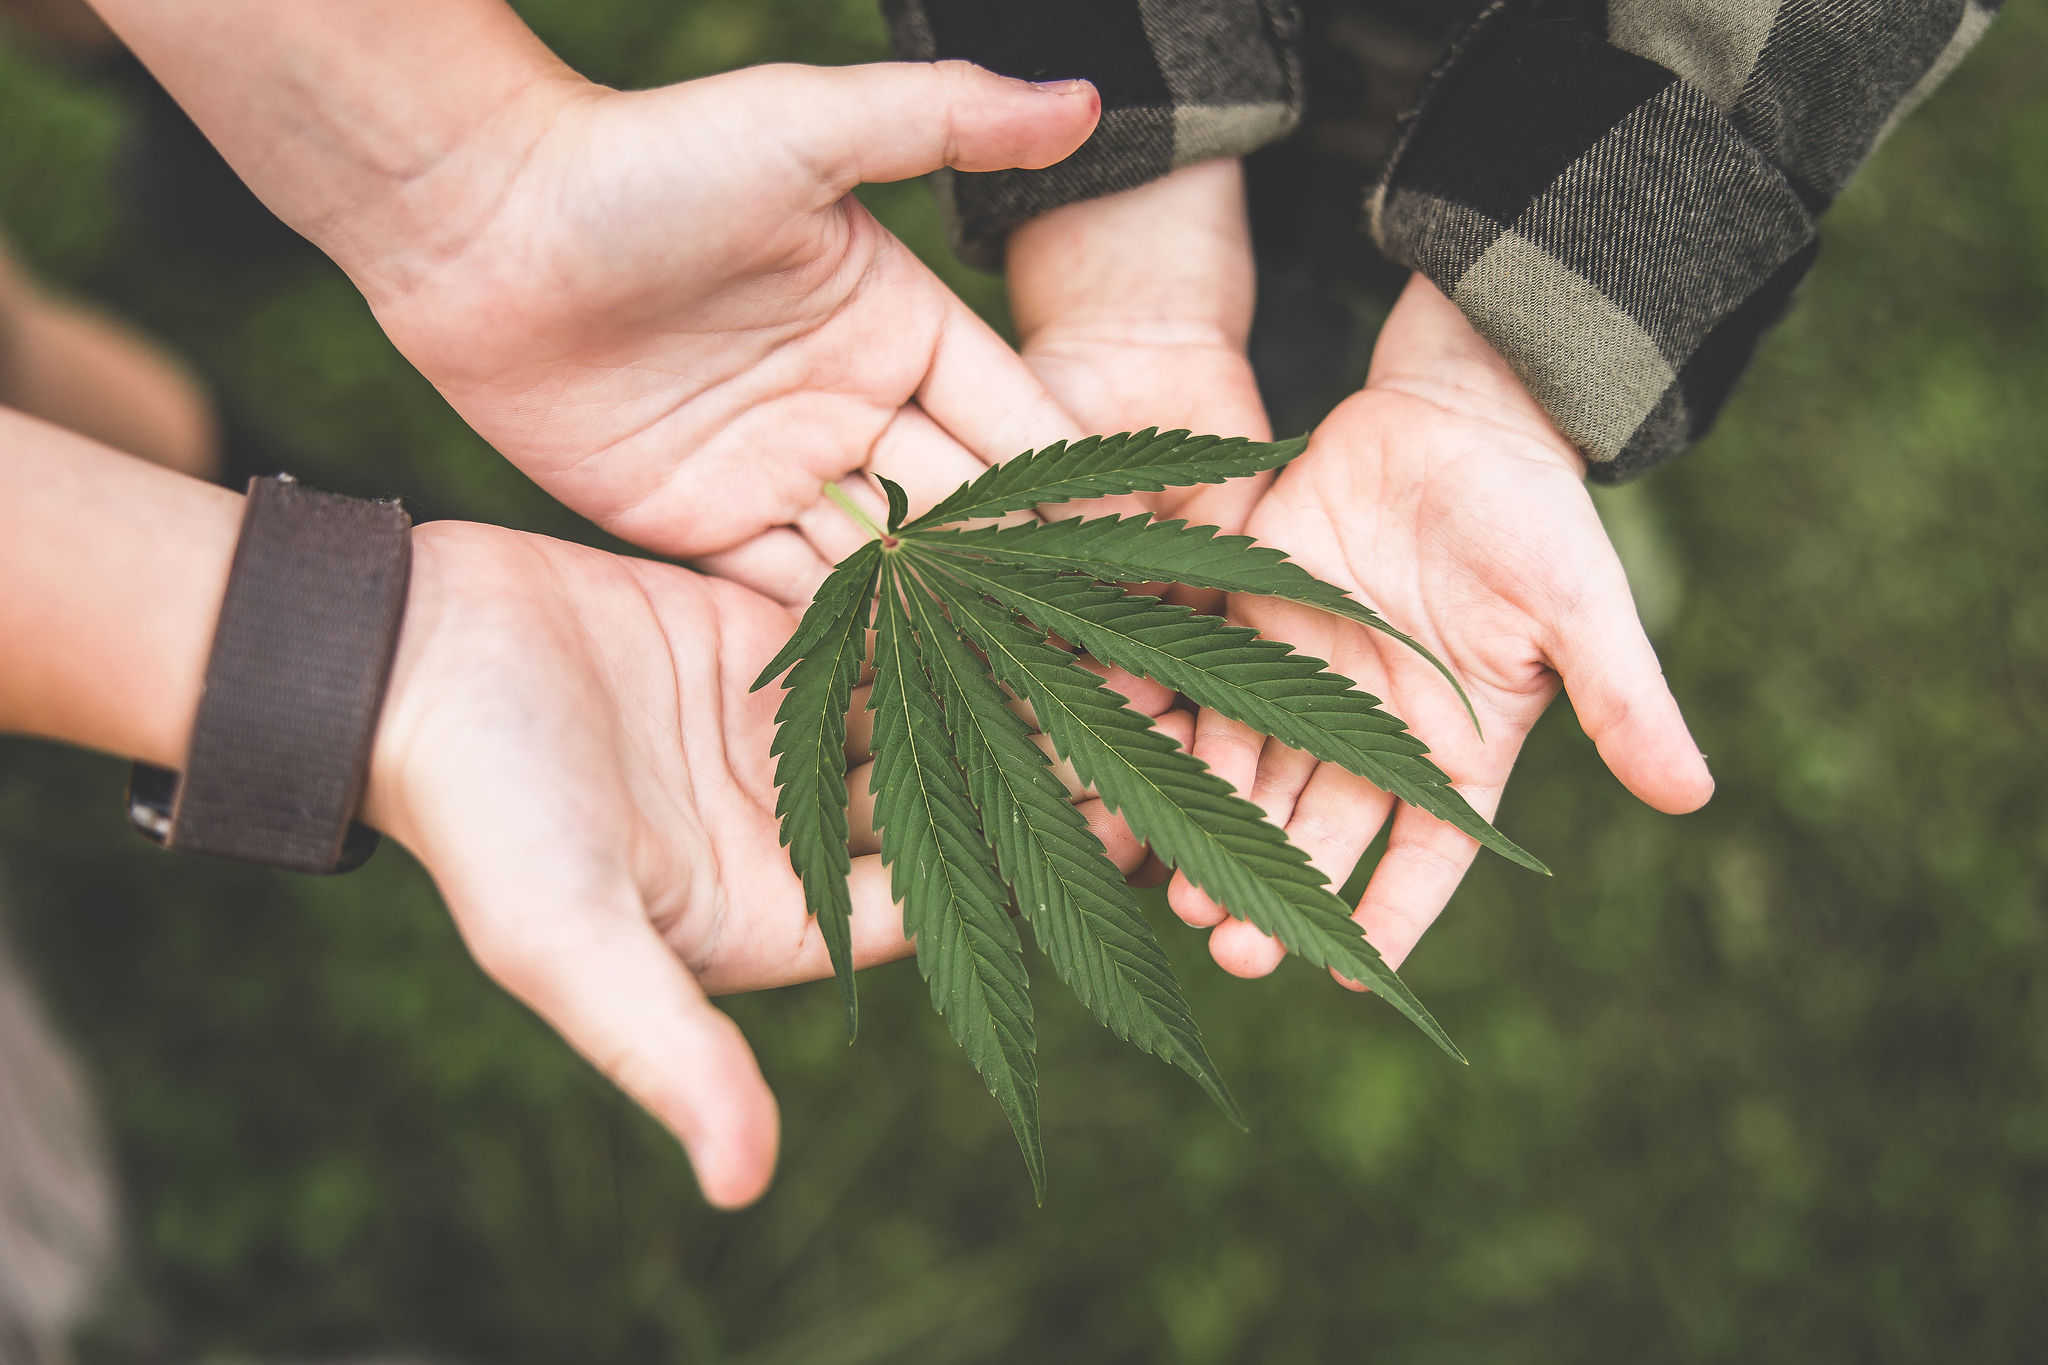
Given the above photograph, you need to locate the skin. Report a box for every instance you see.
[0,413,1186,1208]
[88,0,1104,601]
[1009,158,1273,545]
[1007,163,1713,983]
[34,2,1140,1205]
[0,242,218,479]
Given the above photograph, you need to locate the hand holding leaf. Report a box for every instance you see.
[757,428,1548,1197]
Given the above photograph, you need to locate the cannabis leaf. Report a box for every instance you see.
[916,565,1462,1060]
[754,431,1547,1193]
[869,559,1042,1197]
[761,541,880,1032]
[903,428,1305,530]
[912,514,1481,733]
[921,558,1544,876]
[899,562,1242,1127]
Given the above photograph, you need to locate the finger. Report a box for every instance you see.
[785,61,1100,190]
[847,703,1145,845]
[1167,873,1230,928]
[1282,762,1398,893]
[461,894,779,1209]
[695,529,834,610]
[1079,797,1147,873]
[865,405,1001,523]
[1191,706,1264,799]
[795,471,891,567]
[1027,732,1090,798]
[1129,852,1172,889]
[1079,658,1176,716]
[1348,798,1493,976]
[845,683,874,760]
[1551,570,1714,814]
[1203,734,1307,980]
[1245,741,1319,829]
[1208,915,1287,979]
[713,798,1140,1004]
[1150,707,1195,756]
[921,291,1089,476]
[1167,708,1263,929]
[697,854,916,999]
[846,761,881,853]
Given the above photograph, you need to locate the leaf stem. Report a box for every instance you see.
[821,482,894,546]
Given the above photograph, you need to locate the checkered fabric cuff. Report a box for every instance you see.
[885,0,1304,268]
[1369,0,1997,480]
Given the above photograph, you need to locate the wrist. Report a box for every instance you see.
[360,521,462,853]
[0,412,243,766]
[90,0,587,303]
[315,68,594,306]
[1008,158,1257,350]
[1365,274,1589,481]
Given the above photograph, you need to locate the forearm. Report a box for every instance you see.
[0,409,242,769]
[0,413,430,845]
[84,0,575,293]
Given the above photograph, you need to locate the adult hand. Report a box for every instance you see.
[1170,274,1714,979]
[88,0,1103,603]
[364,523,1187,1206]
[1006,159,1273,541]
[353,61,1099,604]
[1,411,1180,1210]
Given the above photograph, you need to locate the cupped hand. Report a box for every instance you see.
[362,522,1186,1207]
[347,61,1102,606]
[1007,159,1274,540]
[1170,274,1715,980]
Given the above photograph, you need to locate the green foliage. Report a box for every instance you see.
[757,433,1539,1181]
[899,562,1243,1128]
[925,554,1543,873]
[6,4,2042,1355]
[902,428,1306,530]
[913,513,1482,732]
[867,559,1042,1196]
[763,542,880,1032]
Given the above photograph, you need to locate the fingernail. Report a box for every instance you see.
[1029,78,1092,95]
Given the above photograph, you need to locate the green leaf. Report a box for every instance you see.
[868,559,1044,1198]
[876,473,911,532]
[919,555,1547,877]
[917,562,1464,1063]
[902,428,1306,532]
[907,513,1480,734]
[750,540,884,693]
[897,562,1243,1127]
[763,546,879,1037]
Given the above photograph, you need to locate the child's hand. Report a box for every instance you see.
[1007,159,1274,546]
[1170,275,1715,979]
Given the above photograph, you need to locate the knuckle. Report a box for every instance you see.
[930,58,986,88]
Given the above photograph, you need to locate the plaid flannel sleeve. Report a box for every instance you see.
[1369,0,2001,479]
[883,0,1305,267]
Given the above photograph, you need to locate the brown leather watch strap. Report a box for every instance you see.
[129,475,411,874]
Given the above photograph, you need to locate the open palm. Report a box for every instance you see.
[353,62,1101,605]
[1171,276,1715,978]
[368,520,1176,1207]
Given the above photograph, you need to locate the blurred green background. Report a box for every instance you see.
[2,3,2045,1362]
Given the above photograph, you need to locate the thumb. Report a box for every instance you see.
[456,887,781,1210]
[1550,568,1715,815]
[767,60,1099,190]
